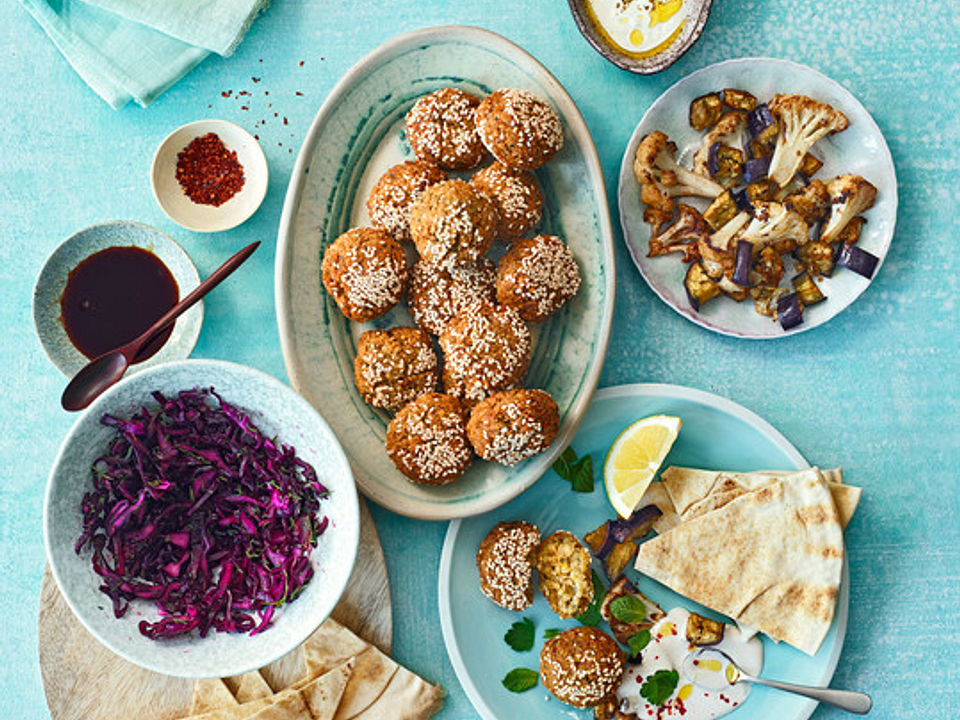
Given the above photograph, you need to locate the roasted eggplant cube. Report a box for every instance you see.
[605,541,638,580]
[799,152,824,178]
[836,242,879,279]
[713,146,745,187]
[702,190,739,231]
[749,137,774,159]
[583,523,608,556]
[722,88,757,112]
[593,695,618,719]
[685,262,721,310]
[796,240,836,278]
[686,612,725,646]
[835,216,866,245]
[689,92,723,131]
[746,180,775,204]
[792,271,826,306]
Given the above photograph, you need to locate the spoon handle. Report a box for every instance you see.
[129,241,260,351]
[745,675,872,714]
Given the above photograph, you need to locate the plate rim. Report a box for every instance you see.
[439,382,850,720]
[274,25,617,520]
[43,358,361,678]
[617,56,899,339]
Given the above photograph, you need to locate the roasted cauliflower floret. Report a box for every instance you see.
[647,204,709,261]
[740,201,809,251]
[708,210,751,252]
[784,179,830,225]
[767,94,849,187]
[752,245,785,286]
[820,174,877,244]
[634,131,724,223]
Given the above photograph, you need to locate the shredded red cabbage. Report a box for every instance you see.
[75,387,329,640]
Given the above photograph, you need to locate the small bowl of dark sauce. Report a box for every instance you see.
[33,221,202,377]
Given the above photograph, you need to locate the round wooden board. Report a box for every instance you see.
[38,497,392,720]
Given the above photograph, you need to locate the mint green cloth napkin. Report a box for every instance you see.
[18,0,267,109]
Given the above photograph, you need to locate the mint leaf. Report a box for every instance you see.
[609,595,648,624]
[502,668,539,693]
[504,617,535,652]
[570,455,594,493]
[576,569,606,627]
[552,446,577,480]
[627,629,651,657]
[543,628,561,640]
[640,669,679,706]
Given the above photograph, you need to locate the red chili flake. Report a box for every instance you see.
[254,134,259,140]
[295,91,304,96]
[252,76,261,83]
[283,117,288,125]
[259,58,263,63]
[239,90,250,96]
[298,60,304,66]
[207,104,211,108]
[175,133,245,207]
[274,112,278,117]
[265,91,270,96]
[240,105,250,111]
[221,90,232,98]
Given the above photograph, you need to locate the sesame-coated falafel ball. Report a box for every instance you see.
[353,327,438,412]
[405,87,487,170]
[475,88,564,171]
[408,179,499,269]
[476,521,541,611]
[321,227,407,322]
[470,161,544,240]
[540,627,625,709]
[407,257,497,336]
[367,160,447,243]
[385,393,472,485]
[496,234,581,322]
[466,389,559,465]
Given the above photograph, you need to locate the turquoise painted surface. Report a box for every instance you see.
[0,1,957,718]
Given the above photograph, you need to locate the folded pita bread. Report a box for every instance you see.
[661,467,860,528]
[226,671,273,703]
[190,679,239,715]
[636,481,682,534]
[300,660,355,720]
[348,665,446,720]
[634,469,844,655]
[241,688,312,720]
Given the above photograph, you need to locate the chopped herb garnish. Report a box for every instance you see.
[502,667,539,693]
[609,595,649,624]
[627,629,651,657]
[543,627,562,640]
[504,617,535,652]
[553,446,594,492]
[575,569,606,626]
[640,669,679,706]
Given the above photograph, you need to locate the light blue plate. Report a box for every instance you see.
[440,383,849,720]
[276,26,615,520]
[33,220,203,377]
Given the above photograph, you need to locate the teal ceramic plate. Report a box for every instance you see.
[33,220,202,377]
[440,384,849,720]
[275,26,615,520]
[619,58,897,338]
[44,359,359,678]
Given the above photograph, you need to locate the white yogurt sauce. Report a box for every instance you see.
[585,0,688,58]
[616,608,763,719]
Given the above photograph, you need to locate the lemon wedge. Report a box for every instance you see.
[604,415,682,518]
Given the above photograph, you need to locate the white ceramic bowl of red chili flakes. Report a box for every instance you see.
[151,119,269,233]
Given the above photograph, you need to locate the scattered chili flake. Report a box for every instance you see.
[265,91,270,96]
[295,91,304,96]
[283,117,288,125]
[239,90,251,96]
[221,90,232,98]
[175,133,245,207]
[254,134,259,140]
[299,60,304,66]
[252,76,261,83]
[240,105,250,111]
[274,112,278,117]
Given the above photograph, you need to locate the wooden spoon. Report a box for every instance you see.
[61,241,260,412]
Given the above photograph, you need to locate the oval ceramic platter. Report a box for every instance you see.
[619,57,897,338]
[440,384,849,720]
[276,26,615,520]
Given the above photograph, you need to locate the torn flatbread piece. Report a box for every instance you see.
[300,659,355,720]
[635,481,682,534]
[634,469,844,655]
[190,679,239,715]
[661,466,860,528]
[240,688,311,720]
[349,665,446,720]
[225,671,273,703]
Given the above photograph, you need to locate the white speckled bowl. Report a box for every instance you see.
[33,221,202,377]
[276,26,616,521]
[44,359,359,678]
[619,57,898,338]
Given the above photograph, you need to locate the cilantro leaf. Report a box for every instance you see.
[543,628,561,640]
[502,668,539,693]
[627,629,651,657]
[504,617,535,652]
[609,595,648,624]
[570,455,594,493]
[640,669,679,706]
[575,569,606,627]
[553,447,594,493]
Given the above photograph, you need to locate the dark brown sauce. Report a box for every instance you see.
[60,246,179,362]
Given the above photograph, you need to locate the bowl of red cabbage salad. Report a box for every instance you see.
[45,359,358,677]
[75,387,328,640]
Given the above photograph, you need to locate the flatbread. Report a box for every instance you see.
[332,647,398,719]
[349,666,445,720]
[301,618,372,678]
[226,671,273,703]
[636,481,682,534]
[300,660,355,720]
[240,688,311,720]
[661,467,860,528]
[634,470,844,655]
[190,679,239,714]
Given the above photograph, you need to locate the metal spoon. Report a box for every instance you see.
[61,241,260,411]
[682,647,872,714]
